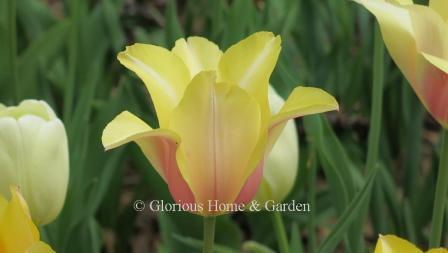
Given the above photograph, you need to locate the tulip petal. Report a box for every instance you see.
[117,44,190,127]
[26,242,55,253]
[418,53,448,128]
[218,32,281,91]
[0,187,39,253]
[218,32,281,126]
[427,249,448,253]
[234,161,264,204]
[389,0,412,5]
[102,111,178,152]
[172,37,223,78]
[268,86,338,151]
[102,111,196,205]
[374,235,422,253]
[14,116,68,225]
[170,71,263,213]
[422,53,448,74]
[406,5,448,59]
[429,0,448,22]
[0,118,21,200]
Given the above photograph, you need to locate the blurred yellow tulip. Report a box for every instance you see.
[254,86,299,206]
[374,235,448,253]
[355,0,448,128]
[0,100,69,225]
[102,32,338,216]
[0,186,55,253]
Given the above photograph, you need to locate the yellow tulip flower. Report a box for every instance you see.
[355,0,448,128]
[0,186,55,253]
[102,31,339,216]
[375,235,447,253]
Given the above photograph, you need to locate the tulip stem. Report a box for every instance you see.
[307,148,317,253]
[272,211,290,253]
[202,216,216,253]
[351,24,385,253]
[429,129,448,247]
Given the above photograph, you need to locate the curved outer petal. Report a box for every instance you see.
[0,187,39,253]
[172,37,223,78]
[407,5,448,59]
[0,118,20,204]
[117,44,191,127]
[355,0,448,127]
[218,31,281,92]
[218,31,281,127]
[254,86,299,205]
[0,100,69,225]
[268,86,339,152]
[427,249,448,253]
[169,71,263,215]
[388,0,412,5]
[374,235,422,253]
[102,111,196,206]
[26,242,55,253]
[429,0,448,22]
[419,53,448,128]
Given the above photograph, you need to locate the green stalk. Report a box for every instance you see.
[272,211,290,253]
[429,130,448,247]
[307,148,317,253]
[352,24,384,253]
[203,216,216,253]
[403,84,424,204]
[366,25,384,174]
[7,0,18,102]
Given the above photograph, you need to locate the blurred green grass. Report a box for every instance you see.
[0,0,445,252]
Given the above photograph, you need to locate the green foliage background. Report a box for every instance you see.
[0,0,445,252]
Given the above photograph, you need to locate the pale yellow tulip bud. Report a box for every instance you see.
[0,100,69,225]
[254,86,299,206]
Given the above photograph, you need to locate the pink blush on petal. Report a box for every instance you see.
[153,138,196,208]
[234,161,265,205]
[423,65,448,125]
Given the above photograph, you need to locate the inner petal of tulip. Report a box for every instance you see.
[170,72,263,215]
